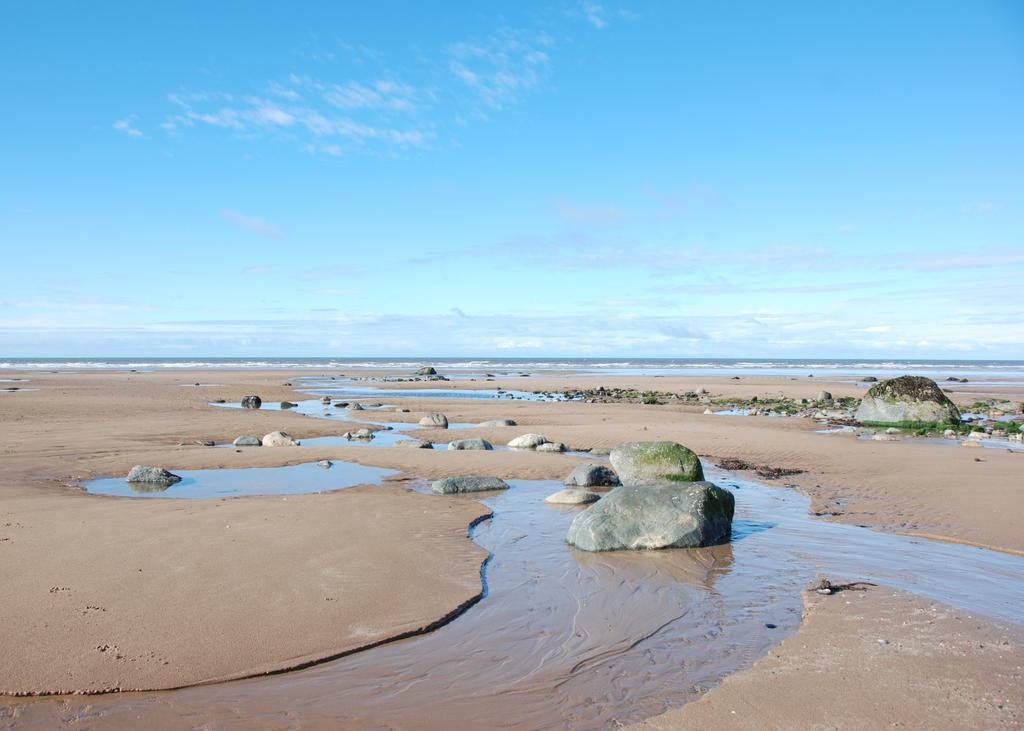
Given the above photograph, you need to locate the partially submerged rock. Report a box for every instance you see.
[317,460,333,469]
[262,431,300,447]
[507,433,548,449]
[396,438,434,449]
[566,482,734,551]
[431,476,510,494]
[232,435,261,447]
[419,413,449,428]
[545,488,600,505]
[536,442,566,453]
[564,463,620,487]
[447,438,493,451]
[347,403,364,411]
[126,465,182,486]
[343,429,375,441]
[479,419,517,427]
[240,395,262,409]
[854,376,961,425]
[320,396,332,404]
[280,401,297,409]
[610,441,704,485]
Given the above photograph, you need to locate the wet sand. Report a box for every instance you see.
[1,368,1022,727]
[633,586,1023,730]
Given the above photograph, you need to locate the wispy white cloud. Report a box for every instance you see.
[447,29,553,111]
[113,116,143,137]
[580,1,609,29]
[241,265,272,275]
[219,209,284,238]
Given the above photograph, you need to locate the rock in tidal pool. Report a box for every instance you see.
[431,476,510,494]
[448,438,493,451]
[320,396,332,404]
[240,395,262,409]
[854,375,961,425]
[343,429,375,441]
[545,488,600,505]
[397,438,434,449]
[126,465,182,486]
[536,441,566,453]
[507,433,548,449]
[419,413,449,428]
[564,463,620,487]
[317,460,333,469]
[262,431,300,447]
[566,482,734,551]
[610,441,704,485]
[478,419,517,427]
[347,403,364,411]
[280,401,297,409]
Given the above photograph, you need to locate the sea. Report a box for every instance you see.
[2,357,1023,379]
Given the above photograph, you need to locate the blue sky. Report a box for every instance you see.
[1,1,1022,357]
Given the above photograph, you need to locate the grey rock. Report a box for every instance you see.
[317,460,333,469]
[347,403,364,411]
[232,435,262,447]
[479,419,517,427]
[241,395,262,409]
[448,438,493,451]
[320,396,332,404]
[507,433,548,449]
[280,400,298,409]
[126,465,182,486]
[566,482,734,551]
[861,376,878,383]
[545,488,600,505]
[343,429,375,440]
[610,441,704,485]
[431,476,510,494]
[419,413,449,428]
[397,438,434,449]
[536,442,566,453]
[588,447,612,457]
[415,366,437,376]
[817,390,833,401]
[262,431,300,447]
[854,376,961,424]
[564,463,620,487]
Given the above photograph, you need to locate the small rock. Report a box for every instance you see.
[536,442,566,452]
[280,401,297,409]
[564,463,620,487]
[347,403,364,411]
[415,366,437,376]
[241,395,262,409]
[343,429,375,440]
[419,413,449,428]
[317,460,333,469]
[817,390,833,401]
[320,396,332,404]
[545,488,600,505]
[262,431,300,447]
[431,476,510,494]
[448,438,493,451]
[397,438,434,449]
[126,465,182,486]
[233,435,262,447]
[508,433,549,449]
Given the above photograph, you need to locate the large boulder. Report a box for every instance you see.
[507,433,548,449]
[854,376,961,424]
[262,431,300,447]
[610,441,704,485]
[419,413,449,428]
[479,419,517,427]
[545,488,600,505]
[415,366,438,376]
[240,395,262,409]
[566,482,734,551]
[126,465,182,486]
[564,463,620,487]
[431,476,510,494]
[448,438,493,451]
[232,435,262,447]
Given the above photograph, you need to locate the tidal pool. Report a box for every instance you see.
[85,460,397,499]
[15,464,1024,729]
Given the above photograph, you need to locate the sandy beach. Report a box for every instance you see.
[1,368,1022,728]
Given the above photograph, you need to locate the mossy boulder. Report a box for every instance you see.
[855,376,961,425]
[610,441,704,485]
[566,482,734,551]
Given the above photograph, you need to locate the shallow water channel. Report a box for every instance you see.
[12,460,1024,729]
